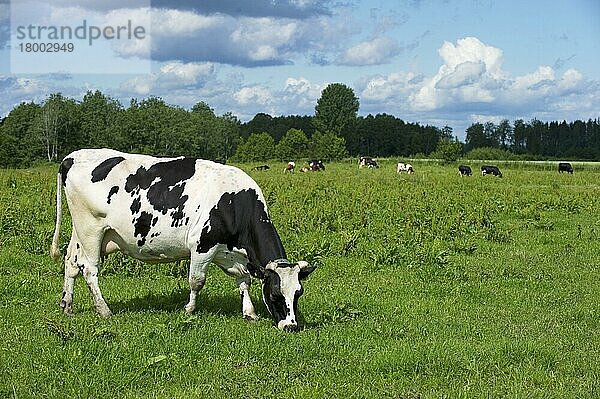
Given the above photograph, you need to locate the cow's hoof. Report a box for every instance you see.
[243,314,259,322]
[60,301,73,314]
[184,304,195,315]
[97,308,113,318]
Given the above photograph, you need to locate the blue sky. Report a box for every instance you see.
[1,0,599,138]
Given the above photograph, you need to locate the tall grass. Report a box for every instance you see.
[0,162,599,398]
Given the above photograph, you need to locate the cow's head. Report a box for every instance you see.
[261,260,316,332]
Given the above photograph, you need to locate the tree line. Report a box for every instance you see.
[0,83,598,168]
[465,118,600,160]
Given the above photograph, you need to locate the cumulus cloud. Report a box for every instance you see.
[336,37,400,66]
[0,75,84,116]
[146,9,345,67]
[357,36,599,133]
[120,61,216,95]
[228,76,326,120]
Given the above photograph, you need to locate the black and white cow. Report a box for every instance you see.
[51,149,315,331]
[481,165,502,177]
[283,161,295,173]
[396,162,414,174]
[458,165,472,176]
[252,165,270,171]
[308,160,325,171]
[558,162,573,174]
[359,157,379,168]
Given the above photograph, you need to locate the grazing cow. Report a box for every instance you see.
[558,162,573,174]
[309,160,325,171]
[252,165,270,171]
[396,162,414,174]
[51,149,316,331]
[481,165,502,177]
[283,161,295,173]
[359,157,379,168]
[458,165,472,176]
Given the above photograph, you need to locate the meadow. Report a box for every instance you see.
[0,160,599,398]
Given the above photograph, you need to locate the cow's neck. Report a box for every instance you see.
[241,218,287,268]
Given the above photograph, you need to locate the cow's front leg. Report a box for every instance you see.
[185,252,213,315]
[237,277,258,321]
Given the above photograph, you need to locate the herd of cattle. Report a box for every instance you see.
[50,149,576,332]
[263,157,575,178]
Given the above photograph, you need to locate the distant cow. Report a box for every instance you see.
[359,157,379,168]
[481,165,502,177]
[51,149,315,331]
[458,165,472,176]
[252,165,270,171]
[309,160,325,171]
[396,162,414,174]
[283,161,295,173]
[558,162,573,174]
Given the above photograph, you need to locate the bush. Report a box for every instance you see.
[232,132,275,161]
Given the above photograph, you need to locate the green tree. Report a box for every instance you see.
[313,83,359,142]
[0,102,41,167]
[431,138,463,164]
[79,90,123,149]
[233,132,275,161]
[35,93,81,162]
[308,131,348,160]
[276,128,308,161]
[465,122,486,152]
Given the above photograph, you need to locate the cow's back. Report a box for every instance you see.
[60,149,265,262]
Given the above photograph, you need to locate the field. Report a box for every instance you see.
[1,160,599,398]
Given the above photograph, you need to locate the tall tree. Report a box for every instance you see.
[465,123,486,152]
[313,83,359,141]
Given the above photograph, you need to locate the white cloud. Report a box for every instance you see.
[336,37,400,66]
[120,61,216,95]
[147,8,346,67]
[234,86,273,106]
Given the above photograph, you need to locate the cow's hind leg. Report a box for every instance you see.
[60,231,81,314]
[74,227,112,317]
[185,249,215,315]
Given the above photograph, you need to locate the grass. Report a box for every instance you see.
[0,160,599,398]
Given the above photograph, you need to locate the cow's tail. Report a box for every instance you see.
[50,171,63,262]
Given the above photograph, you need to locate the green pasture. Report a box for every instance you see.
[0,161,599,398]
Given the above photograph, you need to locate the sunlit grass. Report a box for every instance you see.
[0,161,599,398]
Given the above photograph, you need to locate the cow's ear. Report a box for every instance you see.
[247,263,264,279]
[297,261,316,280]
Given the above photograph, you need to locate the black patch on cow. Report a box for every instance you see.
[76,243,80,249]
[196,189,286,276]
[134,211,153,246]
[59,157,74,187]
[124,158,196,227]
[130,196,141,214]
[152,216,158,226]
[107,186,119,204]
[262,269,291,324]
[91,156,125,183]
